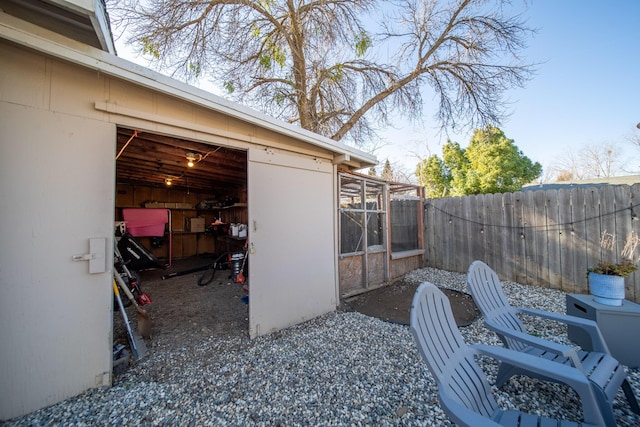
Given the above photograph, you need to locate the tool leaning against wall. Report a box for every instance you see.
[113,236,153,364]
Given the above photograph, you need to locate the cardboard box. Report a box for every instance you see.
[186,217,206,233]
[175,203,194,209]
[144,202,194,209]
[144,202,164,208]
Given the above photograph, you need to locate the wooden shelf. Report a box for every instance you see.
[173,231,207,235]
[117,205,196,210]
[222,235,247,241]
[198,203,247,211]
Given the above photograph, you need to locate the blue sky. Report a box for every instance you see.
[114,1,640,179]
[377,1,640,178]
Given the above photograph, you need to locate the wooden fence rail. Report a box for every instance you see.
[424,184,640,303]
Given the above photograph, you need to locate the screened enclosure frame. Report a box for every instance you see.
[338,171,424,293]
[339,173,388,257]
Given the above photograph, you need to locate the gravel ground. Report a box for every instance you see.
[3,267,639,426]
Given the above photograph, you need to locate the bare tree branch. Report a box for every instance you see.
[107,0,536,146]
[547,142,626,181]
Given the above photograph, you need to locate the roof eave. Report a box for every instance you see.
[0,10,377,169]
[49,0,115,52]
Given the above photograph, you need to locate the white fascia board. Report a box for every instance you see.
[0,11,377,167]
[45,0,115,53]
[90,0,116,53]
[48,0,95,13]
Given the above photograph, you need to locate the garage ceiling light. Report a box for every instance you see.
[186,152,201,168]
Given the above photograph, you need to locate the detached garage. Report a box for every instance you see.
[0,0,376,419]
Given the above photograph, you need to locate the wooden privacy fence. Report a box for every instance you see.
[424,184,640,303]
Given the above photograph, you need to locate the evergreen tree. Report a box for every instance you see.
[416,126,541,196]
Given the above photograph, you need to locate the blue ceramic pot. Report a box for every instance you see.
[588,272,625,306]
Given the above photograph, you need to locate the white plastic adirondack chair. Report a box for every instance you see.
[466,260,640,425]
[410,282,605,427]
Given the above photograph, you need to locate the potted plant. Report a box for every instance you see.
[587,260,637,306]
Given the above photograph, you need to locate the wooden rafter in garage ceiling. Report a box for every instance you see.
[115,128,247,194]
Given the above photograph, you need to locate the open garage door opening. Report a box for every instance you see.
[113,127,250,349]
